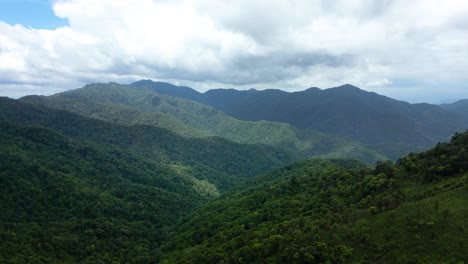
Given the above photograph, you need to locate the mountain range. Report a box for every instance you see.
[132,80,468,152]
[1,80,467,263]
[21,82,386,164]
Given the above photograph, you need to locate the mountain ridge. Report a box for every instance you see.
[441,99,468,119]
[132,80,468,149]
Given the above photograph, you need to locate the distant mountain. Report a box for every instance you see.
[160,131,468,263]
[132,80,468,149]
[21,83,386,164]
[441,99,468,119]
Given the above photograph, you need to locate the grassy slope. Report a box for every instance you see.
[20,83,387,164]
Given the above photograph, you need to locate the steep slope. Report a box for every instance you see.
[0,122,208,263]
[20,83,386,164]
[0,97,295,190]
[133,80,468,149]
[160,131,468,263]
[441,99,468,119]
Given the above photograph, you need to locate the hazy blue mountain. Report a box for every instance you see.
[441,99,468,119]
[132,80,468,149]
[20,83,386,164]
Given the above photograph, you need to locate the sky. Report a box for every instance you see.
[0,0,467,103]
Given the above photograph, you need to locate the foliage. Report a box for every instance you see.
[398,132,468,182]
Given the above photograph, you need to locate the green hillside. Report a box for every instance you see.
[0,122,208,263]
[0,96,303,263]
[160,131,468,263]
[0,97,295,190]
[21,83,387,164]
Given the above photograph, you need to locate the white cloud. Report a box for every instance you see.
[0,0,467,102]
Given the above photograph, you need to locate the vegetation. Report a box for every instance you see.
[21,82,387,164]
[160,131,468,263]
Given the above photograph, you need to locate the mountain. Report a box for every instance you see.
[160,131,468,263]
[132,80,468,149]
[0,97,295,190]
[441,99,468,119]
[20,83,386,164]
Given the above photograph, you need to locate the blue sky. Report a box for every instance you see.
[0,0,467,103]
[0,0,68,29]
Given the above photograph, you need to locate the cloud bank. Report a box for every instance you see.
[1,0,468,102]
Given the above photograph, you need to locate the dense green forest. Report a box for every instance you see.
[1,91,467,263]
[21,83,387,164]
[160,132,468,263]
[0,122,204,263]
[0,97,296,263]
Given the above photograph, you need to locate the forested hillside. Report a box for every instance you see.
[0,122,205,263]
[0,96,304,263]
[132,80,468,154]
[21,83,386,164]
[160,131,468,263]
[1,97,294,190]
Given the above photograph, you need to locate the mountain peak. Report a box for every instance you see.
[303,87,321,93]
[333,84,361,90]
[131,79,149,85]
